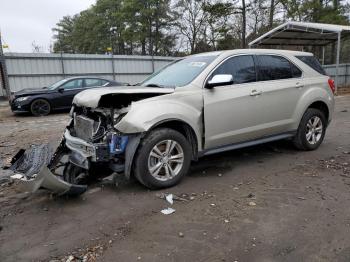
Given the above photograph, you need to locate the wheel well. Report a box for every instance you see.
[307,101,329,122]
[150,120,199,160]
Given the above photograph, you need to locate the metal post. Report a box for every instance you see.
[60,51,65,78]
[111,54,116,80]
[0,31,10,99]
[151,55,155,73]
[335,32,341,94]
[322,46,325,65]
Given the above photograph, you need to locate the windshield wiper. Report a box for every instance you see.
[145,83,163,88]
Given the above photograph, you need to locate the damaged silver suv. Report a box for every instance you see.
[11,49,335,195]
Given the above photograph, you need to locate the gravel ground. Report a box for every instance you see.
[0,96,350,262]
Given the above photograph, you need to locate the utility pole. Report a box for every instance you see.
[0,30,10,99]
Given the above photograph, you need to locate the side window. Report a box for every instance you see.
[211,55,256,84]
[84,79,103,87]
[257,55,293,81]
[101,80,109,86]
[61,79,83,90]
[290,62,302,78]
[295,56,326,75]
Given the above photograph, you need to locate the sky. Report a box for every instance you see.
[0,0,95,53]
[0,0,349,53]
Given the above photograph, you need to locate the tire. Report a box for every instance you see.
[63,163,87,185]
[30,99,51,116]
[133,128,192,189]
[293,108,326,151]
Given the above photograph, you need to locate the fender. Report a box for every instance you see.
[292,84,334,130]
[115,95,204,151]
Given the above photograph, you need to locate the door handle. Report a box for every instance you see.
[296,82,304,88]
[250,89,262,96]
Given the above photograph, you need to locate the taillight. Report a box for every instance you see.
[328,78,335,94]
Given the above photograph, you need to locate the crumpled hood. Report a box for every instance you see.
[73,86,175,108]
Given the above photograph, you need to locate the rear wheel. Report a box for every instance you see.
[293,108,326,151]
[30,99,51,116]
[133,128,192,189]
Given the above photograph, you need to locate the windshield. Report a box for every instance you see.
[48,79,69,90]
[141,54,219,87]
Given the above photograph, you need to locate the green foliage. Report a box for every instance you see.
[52,0,350,56]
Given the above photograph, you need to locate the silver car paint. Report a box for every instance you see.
[73,49,334,153]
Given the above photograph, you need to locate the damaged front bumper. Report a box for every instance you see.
[12,166,87,196]
[9,143,87,196]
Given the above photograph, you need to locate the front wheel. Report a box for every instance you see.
[293,108,326,151]
[30,99,51,116]
[133,128,192,189]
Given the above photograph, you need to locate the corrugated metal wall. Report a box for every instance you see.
[323,63,350,87]
[4,53,176,93]
[3,52,349,94]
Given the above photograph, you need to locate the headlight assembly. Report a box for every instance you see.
[16,96,29,102]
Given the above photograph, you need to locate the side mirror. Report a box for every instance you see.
[206,74,234,89]
[58,87,64,93]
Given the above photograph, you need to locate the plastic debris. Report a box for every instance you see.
[161,207,175,215]
[248,201,256,206]
[166,194,174,205]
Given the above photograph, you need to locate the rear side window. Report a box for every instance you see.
[256,55,293,81]
[291,63,302,78]
[211,55,256,84]
[85,79,103,87]
[295,56,326,75]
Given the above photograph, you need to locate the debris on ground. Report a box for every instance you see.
[0,141,16,147]
[247,193,255,198]
[248,201,257,206]
[178,232,184,237]
[160,207,176,215]
[156,192,188,202]
[166,194,173,205]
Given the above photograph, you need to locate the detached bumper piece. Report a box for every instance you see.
[9,144,87,196]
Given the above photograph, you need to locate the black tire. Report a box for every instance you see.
[30,98,51,116]
[63,163,87,185]
[293,108,326,151]
[133,128,192,189]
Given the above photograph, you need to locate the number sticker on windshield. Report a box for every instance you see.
[188,62,206,67]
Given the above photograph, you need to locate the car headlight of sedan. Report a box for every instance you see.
[15,96,30,102]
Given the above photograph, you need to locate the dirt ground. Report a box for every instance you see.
[0,96,350,262]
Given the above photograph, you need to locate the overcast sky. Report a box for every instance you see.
[0,0,95,53]
[0,0,349,53]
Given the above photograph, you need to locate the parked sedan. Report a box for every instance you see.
[10,77,122,116]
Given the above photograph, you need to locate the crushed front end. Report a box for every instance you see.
[8,87,175,196]
[64,104,139,178]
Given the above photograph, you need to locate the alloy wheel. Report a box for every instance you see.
[31,99,50,116]
[306,116,323,145]
[148,139,184,181]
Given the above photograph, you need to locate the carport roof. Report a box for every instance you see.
[249,21,350,47]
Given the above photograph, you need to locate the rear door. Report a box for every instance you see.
[253,55,304,134]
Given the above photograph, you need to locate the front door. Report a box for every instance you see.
[54,78,84,108]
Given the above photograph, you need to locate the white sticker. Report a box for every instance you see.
[189,62,206,67]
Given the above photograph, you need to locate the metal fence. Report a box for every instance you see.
[1,52,349,97]
[323,63,350,87]
[1,53,176,96]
